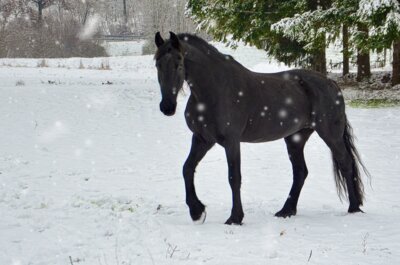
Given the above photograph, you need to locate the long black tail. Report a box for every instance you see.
[332,118,371,204]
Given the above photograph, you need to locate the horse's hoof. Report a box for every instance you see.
[193,210,207,224]
[348,206,364,214]
[224,216,243,225]
[275,208,296,218]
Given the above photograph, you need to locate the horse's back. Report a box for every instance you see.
[240,69,344,142]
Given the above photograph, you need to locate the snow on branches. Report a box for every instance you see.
[358,0,400,37]
[271,9,331,51]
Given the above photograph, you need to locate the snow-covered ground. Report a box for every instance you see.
[0,44,399,265]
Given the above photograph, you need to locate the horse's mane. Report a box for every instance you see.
[154,33,240,67]
[177,33,235,62]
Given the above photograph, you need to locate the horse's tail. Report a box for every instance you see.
[332,117,370,204]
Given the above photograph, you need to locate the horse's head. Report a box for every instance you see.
[154,31,185,116]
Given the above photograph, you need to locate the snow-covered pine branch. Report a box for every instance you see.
[271,9,331,51]
[358,0,400,37]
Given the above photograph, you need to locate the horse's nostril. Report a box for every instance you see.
[160,101,176,116]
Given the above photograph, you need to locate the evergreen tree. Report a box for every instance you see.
[357,0,400,85]
[187,0,329,74]
[333,0,369,78]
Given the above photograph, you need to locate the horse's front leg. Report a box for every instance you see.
[224,140,244,225]
[183,134,215,223]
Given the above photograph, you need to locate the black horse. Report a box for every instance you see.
[154,32,370,225]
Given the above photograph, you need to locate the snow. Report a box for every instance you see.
[1,44,400,265]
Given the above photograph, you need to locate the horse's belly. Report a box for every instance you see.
[240,113,310,143]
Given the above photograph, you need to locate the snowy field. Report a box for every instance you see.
[0,44,399,265]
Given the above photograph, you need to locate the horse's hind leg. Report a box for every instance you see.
[183,134,215,223]
[322,138,364,212]
[275,128,314,218]
[316,119,365,213]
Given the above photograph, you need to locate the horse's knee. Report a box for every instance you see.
[293,168,308,186]
[291,160,308,179]
[302,166,308,179]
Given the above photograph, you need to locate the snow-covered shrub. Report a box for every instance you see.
[37,59,48,68]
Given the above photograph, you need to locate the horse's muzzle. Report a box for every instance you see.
[160,100,176,116]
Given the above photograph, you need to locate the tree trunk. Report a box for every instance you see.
[308,33,327,75]
[123,0,128,23]
[83,3,90,25]
[38,2,43,24]
[342,24,349,76]
[356,23,371,81]
[307,0,327,75]
[392,39,400,86]
[123,0,128,33]
[310,46,327,75]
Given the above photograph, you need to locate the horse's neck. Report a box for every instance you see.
[183,47,227,101]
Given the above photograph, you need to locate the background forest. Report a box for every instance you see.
[1,0,400,86]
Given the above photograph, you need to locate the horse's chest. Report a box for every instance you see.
[184,102,219,140]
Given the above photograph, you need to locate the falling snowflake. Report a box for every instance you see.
[75,149,83,157]
[55,121,63,128]
[278,109,288,119]
[238,91,244,97]
[78,14,100,40]
[292,134,302,143]
[196,103,206,112]
[85,139,93,147]
[283,72,290,80]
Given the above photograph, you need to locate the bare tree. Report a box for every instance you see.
[31,0,55,23]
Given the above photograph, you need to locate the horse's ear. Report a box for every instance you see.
[169,31,180,50]
[155,32,164,48]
